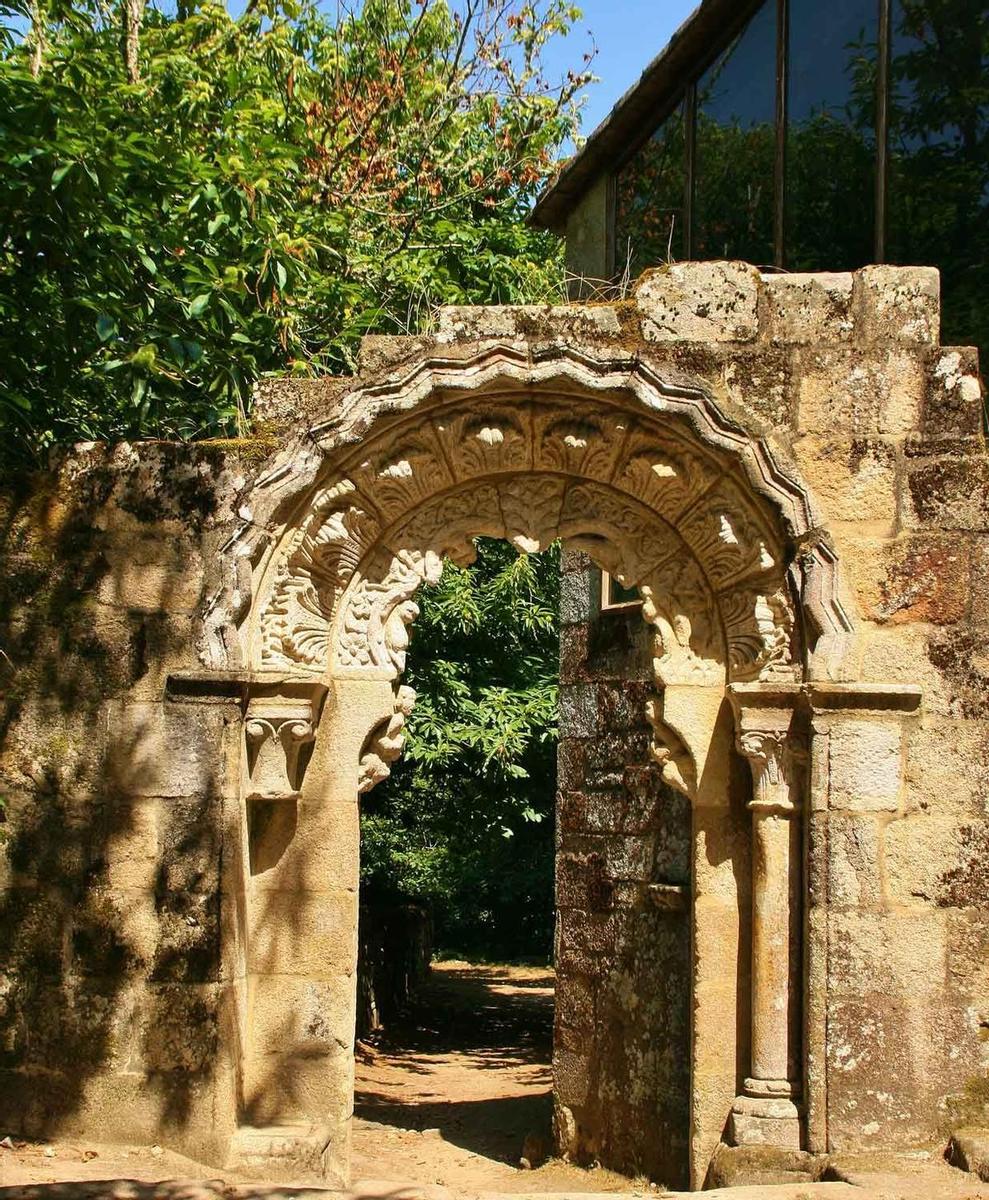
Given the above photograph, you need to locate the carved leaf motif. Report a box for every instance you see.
[337,549,441,675]
[559,481,668,585]
[389,484,506,566]
[617,430,712,521]
[350,432,452,522]
[532,404,626,482]
[640,551,724,684]
[436,407,530,481]
[498,475,567,553]
[677,477,780,590]
[260,479,378,669]
[720,584,796,682]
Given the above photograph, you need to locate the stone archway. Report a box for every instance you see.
[212,344,854,1187]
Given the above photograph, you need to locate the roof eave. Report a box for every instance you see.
[529,0,757,232]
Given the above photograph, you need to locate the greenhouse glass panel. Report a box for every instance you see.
[615,102,687,278]
[785,0,878,271]
[887,0,989,360]
[693,0,776,265]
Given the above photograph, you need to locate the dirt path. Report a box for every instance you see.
[351,961,636,1195]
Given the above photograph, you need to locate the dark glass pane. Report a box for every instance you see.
[785,0,878,271]
[887,0,989,364]
[606,574,641,607]
[694,0,776,265]
[615,102,686,278]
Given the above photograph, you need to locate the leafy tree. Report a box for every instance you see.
[360,538,560,961]
[0,0,589,464]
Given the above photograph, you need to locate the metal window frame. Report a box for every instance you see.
[612,0,893,272]
[599,570,643,613]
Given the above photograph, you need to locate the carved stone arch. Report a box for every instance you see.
[224,346,854,688]
[214,341,863,1189]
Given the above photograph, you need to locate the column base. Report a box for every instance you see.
[707,1142,824,1189]
[728,1085,803,1149]
[226,1124,339,1183]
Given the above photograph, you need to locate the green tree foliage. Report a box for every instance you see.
[0,0,589,464]
[360,538,560,960]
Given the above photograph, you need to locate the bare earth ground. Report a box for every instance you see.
[1,961,987,1200]
[351,961,639,1195]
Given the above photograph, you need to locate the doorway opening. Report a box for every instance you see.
[353,537,559,1189]
[351,538,692,1192]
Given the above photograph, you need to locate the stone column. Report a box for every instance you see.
[728,684,807,1150]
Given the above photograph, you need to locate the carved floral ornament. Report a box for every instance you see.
[221,347,853,692]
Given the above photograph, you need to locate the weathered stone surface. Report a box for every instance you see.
[0,263,985,1191]
[636,260,760,343]
[795,348,925,435]
[853,264,941,346]
[827,719,904,812]
[763,271,854,345]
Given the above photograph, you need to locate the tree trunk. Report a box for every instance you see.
[121,0,145,84]
[28,0,45,77]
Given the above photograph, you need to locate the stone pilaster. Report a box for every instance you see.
[728,684,807,1150]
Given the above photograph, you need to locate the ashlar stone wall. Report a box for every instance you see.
[0,262,985,1190]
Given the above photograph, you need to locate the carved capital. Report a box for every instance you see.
[244,680,328,800]
[728,683,808,816]
[735,728,807,815]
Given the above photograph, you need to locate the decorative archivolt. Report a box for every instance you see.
[254,422,797,687]
[221,345,854,688]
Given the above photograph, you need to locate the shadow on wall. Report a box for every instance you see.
[0,451,232,1144]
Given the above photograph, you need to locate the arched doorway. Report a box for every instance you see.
[217,344,852,1188]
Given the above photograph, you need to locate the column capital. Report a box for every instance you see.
[243,678,328,801]
[728,683,808,815]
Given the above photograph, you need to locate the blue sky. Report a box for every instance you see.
[542,0,699,139]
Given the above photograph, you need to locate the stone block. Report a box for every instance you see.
[247,890,356,978]
[141,983,221,1072]
[559,684,598,738]
[923,348,985,438]
[826,812,882,908]
[717,349,792,429]
[903,717,989,816]
[763,271,854,345]
[96,523,204,614]
[248,974,354,1054]
[560,566,595,624]
[795,349,925,436]
[557,740,586,791]
[853,265,940,346]
[636,261,760,343]
[827,719,904,812]
[843,533,970,626]
[559,620,590,684]
[553,1048,591,1106]
[243,1043,353,1126]
[905,455,989,531]
[855,623,956,717]
[107,702,227,799]
[151,889,221,983]
[792,436,898,529]
[555,974,596,1032]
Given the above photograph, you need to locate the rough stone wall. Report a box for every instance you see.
[555,553,694,1188]
[0,445,248,1163]
[0,263,985,1187]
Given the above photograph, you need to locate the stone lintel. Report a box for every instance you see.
[805,682,922,715]
[166,670,327,708]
